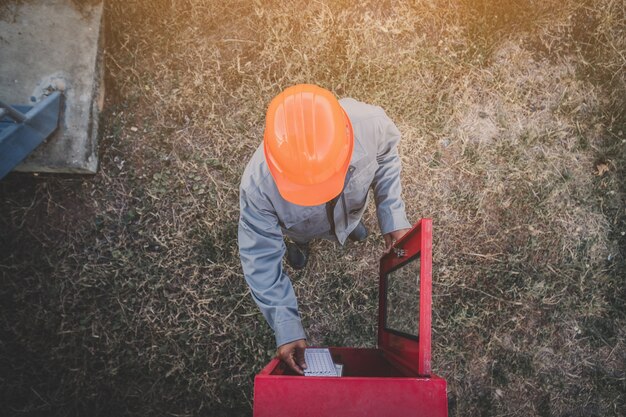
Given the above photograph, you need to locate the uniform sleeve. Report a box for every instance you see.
[371,115,412,235]
[238,188,307,347]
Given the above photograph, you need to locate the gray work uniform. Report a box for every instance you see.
[238,98,411,347]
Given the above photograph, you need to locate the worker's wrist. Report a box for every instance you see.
[275,318,307,347]
[378,209,411,235]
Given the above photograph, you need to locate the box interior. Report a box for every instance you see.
[269,347,416,378]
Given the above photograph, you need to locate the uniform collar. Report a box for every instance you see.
[349,134,366,167]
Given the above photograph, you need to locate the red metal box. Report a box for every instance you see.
[253,219,448,417]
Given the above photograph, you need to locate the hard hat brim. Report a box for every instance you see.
[270,159,350,206]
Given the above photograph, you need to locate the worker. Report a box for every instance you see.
[238,84,411,375]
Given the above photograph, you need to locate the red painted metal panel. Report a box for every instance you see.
[379,219,433,377]
[254,361,447,417]
[419,219,433,375]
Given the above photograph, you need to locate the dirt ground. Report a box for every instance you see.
[1,0,624,416]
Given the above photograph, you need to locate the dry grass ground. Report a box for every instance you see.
[1,0,624,416]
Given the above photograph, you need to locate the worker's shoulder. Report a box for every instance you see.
[240,144,276,203]
[339,98,388,123]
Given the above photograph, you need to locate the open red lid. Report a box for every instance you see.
[378,218,432,377]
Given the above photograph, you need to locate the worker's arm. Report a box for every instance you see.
[371,114,412,237]
[238,188,307,371]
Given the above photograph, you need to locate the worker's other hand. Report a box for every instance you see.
[277,339,307,375]
[383,228,411,253]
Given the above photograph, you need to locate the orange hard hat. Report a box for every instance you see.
[263,84,354,206]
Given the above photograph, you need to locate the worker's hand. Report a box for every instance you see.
[383,228,411,253]
[277,339,307,375]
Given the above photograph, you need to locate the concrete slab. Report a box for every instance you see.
[0,0,103,174]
